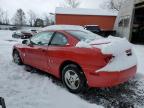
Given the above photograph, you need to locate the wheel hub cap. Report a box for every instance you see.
[64,70,80,90]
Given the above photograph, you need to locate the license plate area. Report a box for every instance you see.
[126,49,132,56]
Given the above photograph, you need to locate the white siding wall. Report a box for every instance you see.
[114,0,144,41]
[114,0,135,40]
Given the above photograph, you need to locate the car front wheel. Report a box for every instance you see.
[62,64,87,93]
[13,50,23,65]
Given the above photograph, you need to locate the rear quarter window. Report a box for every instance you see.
[66,30,102,41]
[50,32,68,46]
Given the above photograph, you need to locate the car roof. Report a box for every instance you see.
[41,25,85,31]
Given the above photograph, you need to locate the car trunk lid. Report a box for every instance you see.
[76,36,137,72]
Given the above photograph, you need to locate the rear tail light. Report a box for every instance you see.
[104,55,114,63]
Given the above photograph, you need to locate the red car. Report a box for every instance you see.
[12,25,137,93]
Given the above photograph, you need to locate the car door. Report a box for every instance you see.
[46,32,69,77]
[24,31,54,71]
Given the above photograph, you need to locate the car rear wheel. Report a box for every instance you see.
[62,64,87,93]
[13,50,23,65]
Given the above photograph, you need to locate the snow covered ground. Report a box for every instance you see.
[0,30,144,108]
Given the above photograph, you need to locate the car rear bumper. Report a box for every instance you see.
[84,65,137,88]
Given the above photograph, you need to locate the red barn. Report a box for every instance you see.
[55,7,118,30]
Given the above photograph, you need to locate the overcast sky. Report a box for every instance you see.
[0,0,107,18]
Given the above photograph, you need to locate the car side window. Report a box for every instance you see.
[30,32,53,46]
[50,33,68,46]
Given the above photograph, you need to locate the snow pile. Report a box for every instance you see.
[97,50,137,72]
[92,36,132,56]
[76,36,137,72]
[76,40,92,48]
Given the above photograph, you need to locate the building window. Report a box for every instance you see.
[118,16,130,27]
[123,17,130,27]
[118,19,123,27]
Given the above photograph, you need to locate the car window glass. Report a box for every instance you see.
[67,30,102,41]
[31,32,53,46]
[50,33,68,46]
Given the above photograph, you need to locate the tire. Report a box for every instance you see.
[13,50,23,65]
[62,64,87,93]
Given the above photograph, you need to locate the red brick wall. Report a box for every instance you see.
[56,14,116,30]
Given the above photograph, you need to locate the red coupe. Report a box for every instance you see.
[12,25,137,93]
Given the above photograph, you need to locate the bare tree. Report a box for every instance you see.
[101,0,125,11]
[44,14,50,26]
[34,18,44,27]
[3,11,9,24]
[27,10,37,26]
[12,9,26,26]
[61,0,81,8]
[0,8,4,24]
[0,8,9,25]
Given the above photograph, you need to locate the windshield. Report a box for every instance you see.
[66,30,102,42]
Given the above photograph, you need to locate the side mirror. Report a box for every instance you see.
[22,40,28,44]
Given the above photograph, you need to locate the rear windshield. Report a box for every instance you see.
[66,30,102,41]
